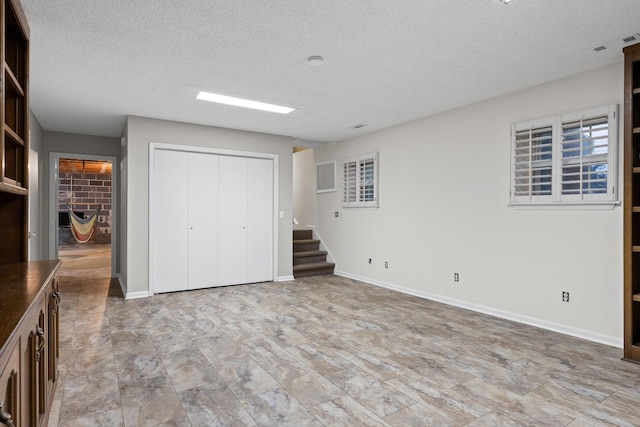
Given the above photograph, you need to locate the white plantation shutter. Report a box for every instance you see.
[343,160,357,203]
[343,153,378,207]
[510,105,617,206]
[512,123,553,202]
[560,112,611,201]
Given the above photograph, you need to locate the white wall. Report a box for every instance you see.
[293,149,317,227]
[122,116,293,297]
[312,62,624,346]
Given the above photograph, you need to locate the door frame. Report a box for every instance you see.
[148,142,279,296]
[48,152,118,277]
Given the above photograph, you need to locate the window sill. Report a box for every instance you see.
[342,205,380,209]
[508,201,620,210]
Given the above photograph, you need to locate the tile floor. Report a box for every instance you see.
[49,245,640,426]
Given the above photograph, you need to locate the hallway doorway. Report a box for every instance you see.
[51,154,117,278]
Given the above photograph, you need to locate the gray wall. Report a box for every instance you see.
[122,116,293,297]
[42,131,121,266]
[29,111,45,260]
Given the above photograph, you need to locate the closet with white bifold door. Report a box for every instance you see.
[151,146,274,294]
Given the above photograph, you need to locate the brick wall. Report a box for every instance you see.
[58,172,112,241]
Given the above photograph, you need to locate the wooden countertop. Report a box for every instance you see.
[0,260,61,355]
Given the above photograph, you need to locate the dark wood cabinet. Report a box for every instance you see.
[0,261,61,427]
[0,0,29,265]
[624,42,640,363]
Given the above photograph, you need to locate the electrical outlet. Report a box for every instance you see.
[368,258,372,264]
[454,272,459,282]
[334,211,339,218]
[562,291,570,302]
[384,261,389,268]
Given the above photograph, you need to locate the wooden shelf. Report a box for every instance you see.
[3,63,24,97]
[0,0,29,266]
[623,42,640,363]
[0,181,27,196]
[4,126,24,146]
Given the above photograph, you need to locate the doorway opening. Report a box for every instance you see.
[57,158,113,279]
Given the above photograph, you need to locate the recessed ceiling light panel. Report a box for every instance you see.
[195,91,295,114]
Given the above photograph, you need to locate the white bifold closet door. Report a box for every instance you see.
[188,152,220,289]
[153,149,273,294]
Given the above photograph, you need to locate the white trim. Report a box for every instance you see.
[277,275,295,282]
[148,142,279,296]
[509,201,620,210]
[335,270,622,349]
[116,273,127,297]
[125,290,150,300]
[312,229,336,264]
[48,152,118,277]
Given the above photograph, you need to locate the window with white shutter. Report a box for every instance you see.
[510,105,618,207]
[342,153,378,208]
[512,121,554,202]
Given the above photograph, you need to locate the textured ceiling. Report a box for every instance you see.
[20,0,640,144]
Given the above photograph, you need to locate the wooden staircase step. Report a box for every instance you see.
[293,239,320,245]
[293,229,313,240]
[293,250,327,258]
[293,250,328,265]
[293,261,335,278]
[293,239,321,252]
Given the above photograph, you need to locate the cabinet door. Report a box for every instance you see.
[0,343,20,427]
[219,156,248,285]
[247,158,273,283]
[153,150,189,293]
[187,153,220,290]
[20,304,46,427]
[47,276,60,403]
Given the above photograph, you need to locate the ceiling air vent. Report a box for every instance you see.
[623,34,640,44]
[593,45,607,52]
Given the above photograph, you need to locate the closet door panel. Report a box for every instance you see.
[187,153,220,290]
[218,156,248,285]
[247,158,274,283]
[153,150,189,293]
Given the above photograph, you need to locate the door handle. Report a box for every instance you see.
[0,402,14,427]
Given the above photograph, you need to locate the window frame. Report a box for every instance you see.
[510,104,618,208]
[342,152,379,208]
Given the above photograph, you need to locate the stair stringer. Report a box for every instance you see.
[311,228,336,266]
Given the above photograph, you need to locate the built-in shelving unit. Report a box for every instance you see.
[624,42,640,363]
[0,0,29,264]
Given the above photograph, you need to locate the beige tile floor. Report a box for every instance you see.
[49,245,640,426]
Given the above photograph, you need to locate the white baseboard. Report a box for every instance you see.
[118,274,149,300]
[125,290,150,300]
[335,270,622,349]
[278,275,295,282]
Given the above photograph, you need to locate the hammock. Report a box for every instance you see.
[68,205,100,244]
